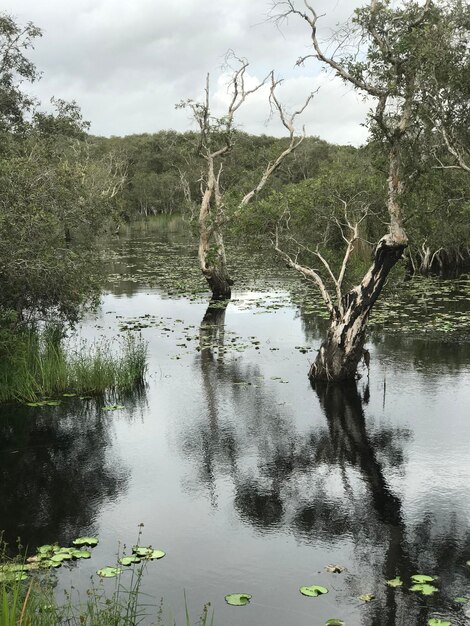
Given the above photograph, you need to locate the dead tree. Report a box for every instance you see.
[179,57,314,300]
[273,0,433,381]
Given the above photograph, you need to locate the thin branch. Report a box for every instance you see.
[274,228,335,314]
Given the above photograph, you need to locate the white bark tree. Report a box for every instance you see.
[179,56,314,300]
[272,0,436,381]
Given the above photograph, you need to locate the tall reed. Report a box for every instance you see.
[0,329,147,403]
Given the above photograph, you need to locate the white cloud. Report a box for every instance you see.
[3,0,371,144]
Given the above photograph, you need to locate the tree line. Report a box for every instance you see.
[0,0,469,384]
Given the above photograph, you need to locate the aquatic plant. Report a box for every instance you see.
[0,329,147,403]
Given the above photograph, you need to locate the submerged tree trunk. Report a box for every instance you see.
[310,236,406,382]
[198,157,233,300]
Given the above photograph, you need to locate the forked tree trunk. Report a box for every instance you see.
[309,235,406,382]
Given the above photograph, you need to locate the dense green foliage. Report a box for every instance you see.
[0,15,122,327]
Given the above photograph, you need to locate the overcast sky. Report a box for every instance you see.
[4,0,372,145]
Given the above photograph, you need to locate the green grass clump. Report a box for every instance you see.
[0,328,147,403]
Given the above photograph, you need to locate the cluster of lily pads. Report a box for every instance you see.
[224,564,470,626]
[0,537,98,583]
[0,537,167,584]
[98,545,166,578]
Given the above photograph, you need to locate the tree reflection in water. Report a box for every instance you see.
[0,394,140,551]
[180,305,470,624]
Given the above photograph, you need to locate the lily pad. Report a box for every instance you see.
[102,405,125,411]
[73,537,99,547]
[300,585,328,597]
[119,556,141,566]
[62,393,77,397]
[358,594,375,602]
[410,583,438,596]
[50,553,72,563]
[386,577,403,587]
[224,593,252,606]
[146,549,166,560]
[411,574,436,584]
[454,597,468,604]
[37,545,55,554]
[97,567,122,578]
[325,621,344,626]
[39,560,61,568]
[428,619,451,626]
[71,550,91,559]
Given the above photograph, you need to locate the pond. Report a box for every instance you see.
[1,217,470,626]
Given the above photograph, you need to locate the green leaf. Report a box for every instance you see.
[325,621,344,626]
[146,549,165,560]
[0,571,28,583]
[118,556,141,566]
[224,594,252,606]
[428,619,451,626]
[411,574,436,584]
[454,597,468,604]
[37,545,55,554]
[39,560,61,569]
[71,550,91,559]
[62,393,77,397]
[410,583,438,596]
[72,537,99,547]
[386,577,403,587]
[358,594,375,602]
[97,567,122,578]
[50,553,71,563]
[102,404,125,411]
[132,546,152,557]
[299,585,329,597]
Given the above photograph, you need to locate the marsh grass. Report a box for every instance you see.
[0,329,147,403]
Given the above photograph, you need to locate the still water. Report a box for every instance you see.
[1,219,470,626]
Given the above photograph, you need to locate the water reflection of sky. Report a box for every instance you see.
[1,243,470,625]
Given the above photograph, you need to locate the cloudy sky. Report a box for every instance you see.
[5,0,372,145]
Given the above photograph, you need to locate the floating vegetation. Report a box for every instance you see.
[0,539,98,583]
[358,594,375,602]
[224,593,252,606]
[72,537,99,547]
[325,564,345,574]
[119,555,141,566]
[299,585,328,597]
[386,576,404,587]
[410,583,439,596]
[325,620,345,626]
[102,404,126,411]
[428,619,451,626]
[411,574,437,584]
[132,546,165,560]
[454,597,468,604]
[97,566,122,578]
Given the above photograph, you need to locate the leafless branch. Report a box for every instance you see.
[239,73,315,206]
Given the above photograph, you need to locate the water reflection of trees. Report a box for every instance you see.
[0,399,132,551]
[180,305,470,624]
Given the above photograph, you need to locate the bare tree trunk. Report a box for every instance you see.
[310,235,406,382]
[198,159,233,300]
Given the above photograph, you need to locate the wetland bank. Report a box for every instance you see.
[1,1,470,624]
[1,218,469,626]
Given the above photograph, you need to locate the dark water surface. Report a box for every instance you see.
[1,219,470,626]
